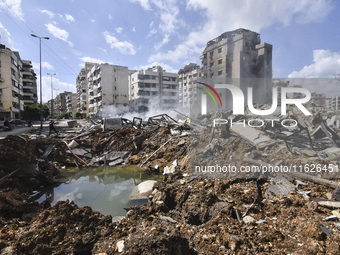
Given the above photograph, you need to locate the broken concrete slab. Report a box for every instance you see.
[266,176,296,199]
[317,147,340,161]
[231,124,276,150]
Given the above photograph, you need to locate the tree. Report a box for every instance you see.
[74,112,82,119]
[21,104,50,120]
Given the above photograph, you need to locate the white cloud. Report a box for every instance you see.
[45,23,74,47]
[132,26,136,32]
[90,19,96,23]
[32,61,54,71]
[41,9,55,18]
[79,56,113,65]
[0,0,24,20]
[130,0,151,10]
[115,27,123,34]
[147,28,157,38]
[103,32,136,55]
[39,76,76,103]
[149,0,333,64]
[108,14,113,20]
[288,50,340,78]
[65,14,75,23]
[0,22,12,48]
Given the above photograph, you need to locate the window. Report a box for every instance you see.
[218,47,222,53]
[218,59,222,65]
[218,70,223,75]
[210,62,214,67]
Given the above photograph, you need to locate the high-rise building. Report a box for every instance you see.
[54,91,72,116]
[178,63,201,109]
[66,92,77,117]
[0,44,24,120]
[129,66,178,112]
[21,60,38,105]
[198,28,272,113]
[76,62,95,118]
[87,63,130,117]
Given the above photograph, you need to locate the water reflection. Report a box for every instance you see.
[32,166,161,216]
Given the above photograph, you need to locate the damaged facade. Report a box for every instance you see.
[194,28,272,114]
[87,63,131,117]
[129,66,178,112]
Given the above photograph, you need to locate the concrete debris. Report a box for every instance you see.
[116,240,125,253]
[266,176,296,199]
[1,107,340,254]
[332,187,340,201]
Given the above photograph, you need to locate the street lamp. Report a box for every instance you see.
[31,34,49,130]
[47,73,56,117]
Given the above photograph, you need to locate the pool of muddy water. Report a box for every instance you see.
[32,166,161,217]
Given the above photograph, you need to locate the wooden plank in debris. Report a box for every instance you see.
[317,201,340,208]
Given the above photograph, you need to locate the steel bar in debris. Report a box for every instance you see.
[63,140,89,167]
[0,167,22,187]
[139,137,174,167]
[243,157,339,188]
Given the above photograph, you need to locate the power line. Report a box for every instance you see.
[0,2,78,76]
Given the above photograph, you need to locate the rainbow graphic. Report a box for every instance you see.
[196,82,222,106]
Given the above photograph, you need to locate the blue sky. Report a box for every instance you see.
[1,0,340,102]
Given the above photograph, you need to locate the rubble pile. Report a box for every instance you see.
[0,109,340,254]
[1,175,340,254]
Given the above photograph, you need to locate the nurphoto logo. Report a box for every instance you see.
[199,83,312,116]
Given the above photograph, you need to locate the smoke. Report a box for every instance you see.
[100,96,189,121]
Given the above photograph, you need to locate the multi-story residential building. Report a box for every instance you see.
[54,91,72,116]
[0,44,24,120]
[21,60,37,105]
[198,28,272,113]
[331,96,340,111]
[87,63,130,117]
[129,66,178,112]
[178,63,201,109]
[76,62,95,118]
[66,93,77,117]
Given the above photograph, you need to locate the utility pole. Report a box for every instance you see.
[31,34,49,130]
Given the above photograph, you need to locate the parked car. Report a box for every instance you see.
[9,119,26,127]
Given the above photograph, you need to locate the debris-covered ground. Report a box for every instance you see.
[1,109,340,254]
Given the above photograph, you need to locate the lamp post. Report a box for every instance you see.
[47,73,56,118]
[31,34,49,130]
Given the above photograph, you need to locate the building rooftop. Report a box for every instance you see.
[206,28,260,47]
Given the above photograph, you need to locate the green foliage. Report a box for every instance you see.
[74,112,82,119]
[21,104,50,120]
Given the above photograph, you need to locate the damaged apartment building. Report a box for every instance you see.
[129,66,178,112]
[191,28,273,114]
[87,63,131,117]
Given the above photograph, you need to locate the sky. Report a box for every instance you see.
[1,0,340,102]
